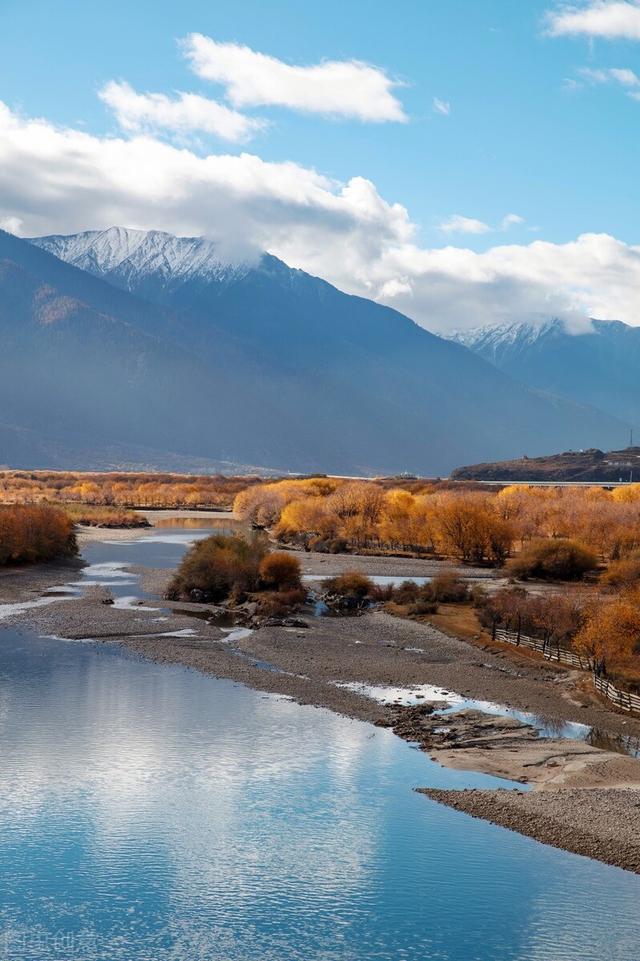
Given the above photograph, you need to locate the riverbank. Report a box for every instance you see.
[422,788,640,875]
[2,522,640,873]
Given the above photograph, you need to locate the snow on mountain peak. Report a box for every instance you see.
[30,227,251,289]
[449,318,565,351]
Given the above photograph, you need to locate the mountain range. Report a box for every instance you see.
[0,226,630,475]
[450,319,640,434]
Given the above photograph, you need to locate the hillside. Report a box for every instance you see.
[451,319,640,429]
[0,227,627,474]
[452,447,640,482]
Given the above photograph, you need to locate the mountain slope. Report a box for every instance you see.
[0,226,626,474]
[451,319,640,430]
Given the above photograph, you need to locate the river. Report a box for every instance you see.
[1,526,639,960]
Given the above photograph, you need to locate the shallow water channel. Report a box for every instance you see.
[1,526,640,960]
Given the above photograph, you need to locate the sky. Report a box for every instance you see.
[0,0,639,332]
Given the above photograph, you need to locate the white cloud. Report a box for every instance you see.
[501,213,525,229]
[440,212,524,235]
[1,101,640,335]
[577,65,640,98]
[99,80,265,142]
[439,214,492,234]
[432,97,451,115]
[0,214,22,233]
[0,101,412,264]
[181,33,407,122]
[546,1,640,40]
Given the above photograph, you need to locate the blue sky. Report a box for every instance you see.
[0,0,639,330]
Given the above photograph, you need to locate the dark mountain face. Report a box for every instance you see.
[452,319,640,431]
[0,227,626,474]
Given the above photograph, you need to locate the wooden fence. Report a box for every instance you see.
[494,627,640,716]
[494,627,590,669]
[593,674,640,715]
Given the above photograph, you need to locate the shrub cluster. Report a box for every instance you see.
[167,534,268,602]
[0,505,77,565]
[387,572,469,616]
[0,470,265,511]
[323,571,374,598]
[600,549,640,590]
[505,538,598,581]
[166,538,305,609]
[258,552,302,591]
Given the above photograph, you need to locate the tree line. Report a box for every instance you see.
[235,479,640,563]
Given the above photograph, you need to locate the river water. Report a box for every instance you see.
[1,528,640,961]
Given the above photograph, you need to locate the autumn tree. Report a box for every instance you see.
[574,588,640,676]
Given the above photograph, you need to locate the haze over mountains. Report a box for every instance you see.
[0,227,630,475]
[451,319,640,433]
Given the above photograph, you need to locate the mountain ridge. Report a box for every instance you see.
[0,227,628,474]
[448,317,640,430]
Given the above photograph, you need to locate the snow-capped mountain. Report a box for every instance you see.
[33,227,248,294]
[450,319,567,360]
[448,317,640,430]
[0,226,628,473]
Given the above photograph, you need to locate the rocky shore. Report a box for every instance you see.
[422,788,640,875]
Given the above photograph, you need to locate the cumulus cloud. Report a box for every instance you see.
[99,80,265,142]
[432,97,451,115]
[1,101,639,334]
[365,233,640,333]
[0,100,412,264]
[181,33,407,122]
[546,1,640,40]
[438,214,492,234]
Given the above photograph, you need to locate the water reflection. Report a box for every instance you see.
[153,515,246,532]
[1,627,640,961]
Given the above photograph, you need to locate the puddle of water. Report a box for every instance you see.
[100,531,213,547]
[334,681,639,756]
[303,574,432,587]
[111,596,161,612]
[0,595,76,621]
[82,562,138,579]
[220,627,254,644]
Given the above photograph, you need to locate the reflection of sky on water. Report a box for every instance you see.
[1,528,640,959]
[1,628,640,960]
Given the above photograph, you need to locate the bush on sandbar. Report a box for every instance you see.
[505,538,598,582]
[259,552,302,591]
[167,534,267,602]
